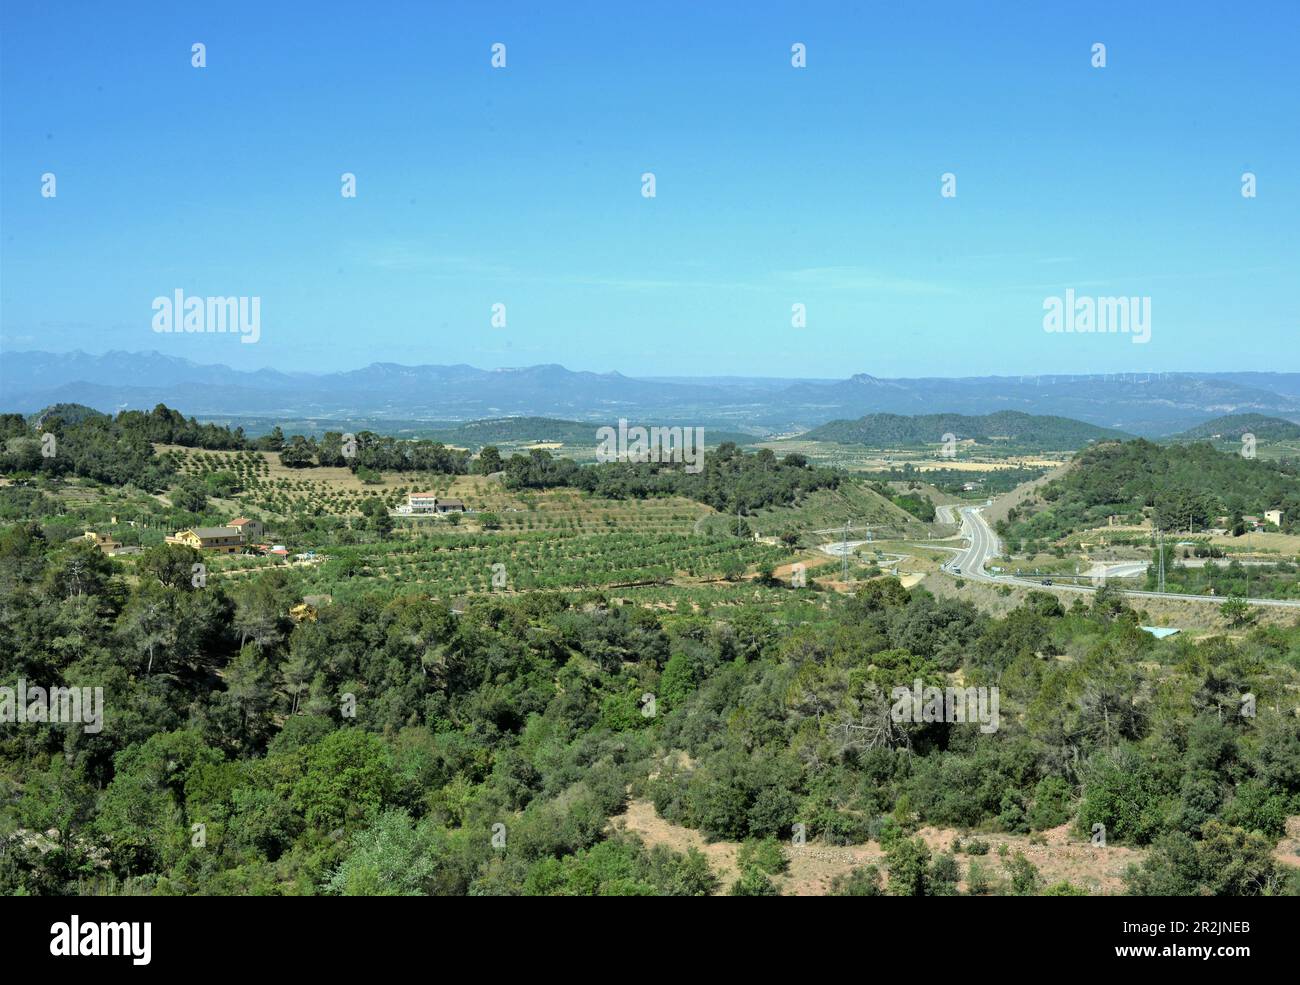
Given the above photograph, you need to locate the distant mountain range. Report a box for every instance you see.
[4,350,1300,437]
[801,411,1131,451]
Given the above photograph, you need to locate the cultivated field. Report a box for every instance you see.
[204,530,790,601]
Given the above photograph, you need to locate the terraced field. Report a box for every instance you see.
[161,445,417,516]
[160,445,714,534]
[205,530,789,601]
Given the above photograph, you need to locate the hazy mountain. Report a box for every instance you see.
[5,350,1300,436]
[801,411,1132,451]
[3,349,302,390]
[0,351,773,423]
[775,373,1300,435]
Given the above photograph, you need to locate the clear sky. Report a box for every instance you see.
[2,1,1297,378]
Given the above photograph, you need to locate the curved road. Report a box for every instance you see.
[944,506,1300,610]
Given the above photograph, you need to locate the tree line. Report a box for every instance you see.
[501,444,841,513]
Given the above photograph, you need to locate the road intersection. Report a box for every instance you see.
[940,505,1300,610]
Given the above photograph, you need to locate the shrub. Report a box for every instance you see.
[1006,852,1042,896]
[830,865,883,896]
[1028,775,1075,831]
[736,837,788,876]
[728,867,780,896]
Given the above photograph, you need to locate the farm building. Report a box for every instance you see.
[166,527,244,553]
[407,492,438,513]
[81,531,121,553]
[167,517,266,552]
[406,493,467,514]
[229,517,264,541]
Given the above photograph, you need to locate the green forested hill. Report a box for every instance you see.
[31,403,110,428]
[1002,439,1300,543]
[1168,414,1300,443]
[801,411,1129,451]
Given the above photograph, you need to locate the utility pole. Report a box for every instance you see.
[1157,527,1166,593]
[842,520,850,582]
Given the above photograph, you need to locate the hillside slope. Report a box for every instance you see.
[746,479,922,537]
[1001,439,1300,542]
[1168,413,1300,443]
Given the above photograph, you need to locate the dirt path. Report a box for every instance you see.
[612,798,1146,895]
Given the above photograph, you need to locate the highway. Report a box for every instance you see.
[941,506,1001,579]
[942,506,1300,610]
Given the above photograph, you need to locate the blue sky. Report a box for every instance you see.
[2,1,1297,378]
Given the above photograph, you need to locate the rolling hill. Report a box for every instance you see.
[1168,413,1300,443]
[744,479,923,537]
[800,411,1130,452]
[1001,439,1300,544]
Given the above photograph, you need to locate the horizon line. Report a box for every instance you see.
[4,347,1300,384]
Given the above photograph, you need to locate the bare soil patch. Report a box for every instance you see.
[612,798,1145,896]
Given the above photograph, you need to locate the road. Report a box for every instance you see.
[814,541,910,577]
[817,540,874,557]
[943,506,1300,610]
[1093,561,1149,579]
[941,506,1001,579]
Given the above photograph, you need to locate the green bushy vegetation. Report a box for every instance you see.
[5,405,1300,898]
[501,444,841,514]
[5,514,1299,896]
[1001,440,1300,543]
